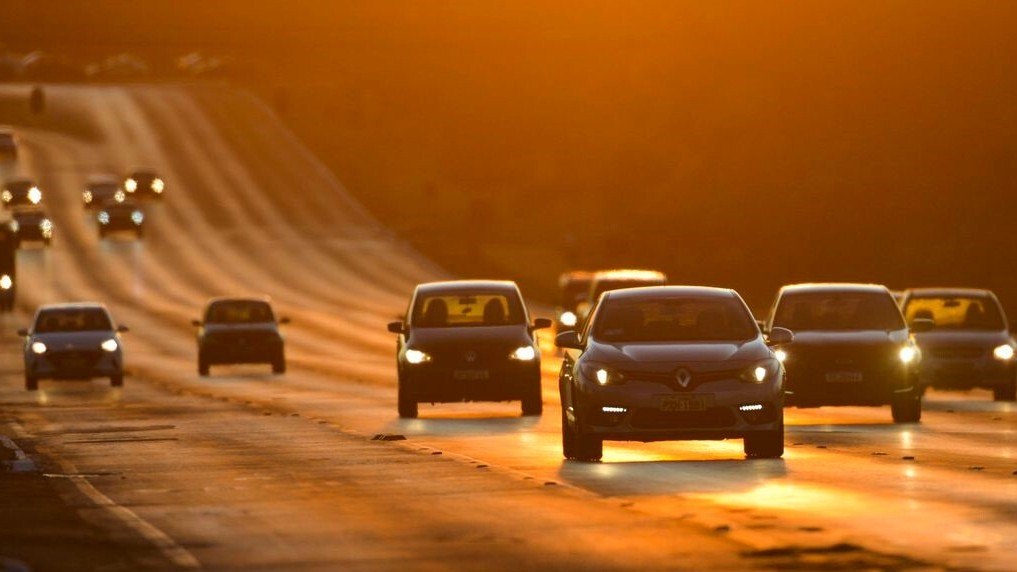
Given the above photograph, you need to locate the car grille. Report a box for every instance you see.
[429,346,511,367]
[48,350,103,369]
[206,332,277,347]
[630,407,736,429]
[928,347,985,359]
[620,367,743,391]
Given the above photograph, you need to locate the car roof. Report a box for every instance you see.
[604,285,739,301]
[903,287,996,298]
[779,283,890,295]
[415,280,519,295]
[37,302,108,311]
[592,269,667,281]
[206,296,273,305]
[558,270,593,287]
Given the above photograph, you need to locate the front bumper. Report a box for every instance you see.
[401,361,540,403]
[919,355,1014,390]
[26,350,122,380]
[783,358,914,407]
[201,339,283,365]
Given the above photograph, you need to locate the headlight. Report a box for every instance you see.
[899,346,918,364]
[993,344,1014,361]
[83,190,93,203]
[40,218,52,231]
[559,311,577,327]
[115,190,126,203]
[580,362,624,385]
[124,178,137,192]
[31,341,47,354]
[151,178,164,193]
[27,187,41,204]
[131,210,144,224]
[98,212,110,224]
[774,349,787,363]
[405,349,431,364]
[741,358,780,383]
[101,338,118,352]
[1,190,11,202]
[0,274,11,290]
[8,220,18,233]
[510,346,536,361]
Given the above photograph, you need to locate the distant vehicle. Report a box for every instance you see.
[901,288,1016,401]
[576,269,668,326]
[10,208,53,247]
[388,280,551,418]
[192,297,289,376]
[890,290,904,306]
[19,302,128,391]
[83,176,126,209]
[2,178,43,209]
[765,283,926,423]
[0,226,16,312]
[0,129,17,160]
[123,169,164,200]
[97,201,145,238]
[555,286,791,461]
[555,270,593,332]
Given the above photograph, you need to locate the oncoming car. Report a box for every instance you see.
[11,208,53,247]
[123,169,165,200]
[388,280,551,418]
[765,283,926,423]
[2,178,43,209]
[19,303,128,390]
[555,286,791,461]
[576,269,668,326]
[83,176,126,209]
[97,200,145,238]
[555,270,593,332]
[901,288,1016,401]
[193,297,289,376]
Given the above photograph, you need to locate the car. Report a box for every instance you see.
[83,176,126,209]
[556,286,790,461]
[900,288,1016,401]
[576,269,668,326]
[97,201,145,238]
[555,271,593,333]
[123,169,165,200]
[0,129,17,160]
[193,297,289,376]
[387,280,551,418]
[2,178,43,209]
[10,208,53,247]
[19,302,128,391]
[764,283,926,423]
[0,226,15,312]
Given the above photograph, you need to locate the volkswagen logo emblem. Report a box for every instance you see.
[464,350,478,363]
[674,368,693,388]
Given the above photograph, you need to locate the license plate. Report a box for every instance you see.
[826,371,863,383]
[660,395,707,412]
[453,369,489,381]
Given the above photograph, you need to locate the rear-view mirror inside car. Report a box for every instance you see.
[555,330,582,349]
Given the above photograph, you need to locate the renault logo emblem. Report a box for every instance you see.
[464,350,478,363]
[675,368,693,388]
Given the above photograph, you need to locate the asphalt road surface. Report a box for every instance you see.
[0,84,1014,571]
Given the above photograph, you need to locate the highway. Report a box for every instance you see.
[0,84,1014,571]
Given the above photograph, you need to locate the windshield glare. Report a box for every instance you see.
[592,297,757,342]
[35,308,113,333]
[412,292,525,327]
[904,296,1005,331]
[206,301,275,324]
[774,291,904,331]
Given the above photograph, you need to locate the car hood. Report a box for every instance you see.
[32,331,116,349]
[914,330,1011,348]
[585,337,770,364]
[789,329,908,347]
[407,324,532,349]
[204,323,280,335]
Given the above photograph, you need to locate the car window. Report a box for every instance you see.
[35,308,113,333]
[773,291,905,331]
[412,292,525,327]
[903,296,1004,331]
[593,297,757,342]
[206,301,275,324]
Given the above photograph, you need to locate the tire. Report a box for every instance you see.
[564,396,602,461]
[993,373,1017,402]
[272,359,286,374]
[561,406,578,460]
[521,378,543,416]
[891,390,922,423]
[43,238,51,247]
[110,374,124,387]
[744,418,785,459]
[397,381,418,419]
[25,376,37,391]
[198,352,210,376]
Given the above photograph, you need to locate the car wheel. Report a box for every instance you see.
[744,417,784,458]
[568,397,602,461]
[272,359,286,374]
[561,405,578,459]
[993,373,1017,402]
[397,382,418,419]
[891,390,922,423]
[110,374,124,387]
[198,361,210,376]
[521,378,543,416]
[98,228,106,239]
[25,376,37,391]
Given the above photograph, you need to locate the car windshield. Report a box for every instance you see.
[592,277,665,300]
[206,301,275,324]
[773,291,905,331]
[903,295,1005,331]
[412,291,525,327]
[35,308,113,333]
[560,279,592,309]
[593,296,757,342]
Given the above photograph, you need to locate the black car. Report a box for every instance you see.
[97,201,145,238]
[83,176,126,209]
[387,280,551,418]
[11,208,53,246]
[765,283,926,423]
[556,286,791,461]
[193,297,288,376]
[901,288,1016,401]
[123,169,164,200]
[555,270,593,333]
[2,178,43,209]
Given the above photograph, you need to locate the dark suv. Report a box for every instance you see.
[193,297,289,376]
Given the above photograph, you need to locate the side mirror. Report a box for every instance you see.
[16,328,28,337]
[117,325,130,333]
[191,319,202,327]
[767,327,794,345]
[278,317,291,325]
[909,318,935,333]
[387,321,405,334]
[555,330,583,350]
[532,318,552,330]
